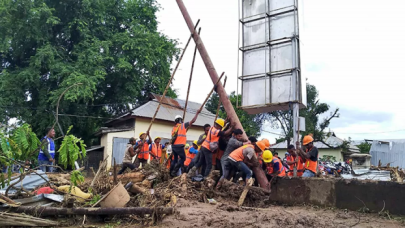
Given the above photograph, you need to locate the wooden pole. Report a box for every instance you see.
[214,76,227,121]
[176,0,246,140]
[113,158,117,185]
[176,0,270,190]
[147,20,200,133]
[183,27,201,120]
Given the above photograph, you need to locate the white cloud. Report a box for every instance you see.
[156,0,405,143]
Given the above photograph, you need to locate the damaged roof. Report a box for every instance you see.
[271,135,360,152]
[125,93,216,127]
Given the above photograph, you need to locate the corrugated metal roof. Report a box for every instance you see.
[271,136,360,152]
[132,95,216,127]
[370,139,405,168]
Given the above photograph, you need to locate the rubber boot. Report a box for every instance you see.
[187,166,197,178]
[171,163,182,177]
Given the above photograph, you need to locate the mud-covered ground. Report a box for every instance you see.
[160,199,405,228]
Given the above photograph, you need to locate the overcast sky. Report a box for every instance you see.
[156,0,405,143]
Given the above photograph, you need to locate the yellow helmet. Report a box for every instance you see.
[139,132,146,137]
[215,118,225,127]
[185,143,190,148]
[193,140,198,146]
[262,150,273,163]
[154,136,161,141]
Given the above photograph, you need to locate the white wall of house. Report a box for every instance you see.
[318,149,344,162]
[101,117,205,169]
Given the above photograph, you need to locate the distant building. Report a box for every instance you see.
[368,139,405,169]
[95,94,216,169]
[271,135,360,162]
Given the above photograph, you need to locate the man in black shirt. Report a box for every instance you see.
[296,135,319,177]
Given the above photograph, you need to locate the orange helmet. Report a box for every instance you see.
[256,141,266,152]
[261,139,270,148]
[303,135,314,145]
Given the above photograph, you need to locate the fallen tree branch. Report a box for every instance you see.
[0,212,58,227]
[0,194,18,205]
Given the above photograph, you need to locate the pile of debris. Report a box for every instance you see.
[0,158,269,226]
[370,161,405,183]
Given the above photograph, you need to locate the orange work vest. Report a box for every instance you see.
[305,147,318,173]
[287,155,304,177]
[229,145,254,162]
[172,123,187,145]
[184,148,196,167]
[137,141,150,160]
[166,153,175,169]
[202,127,220,151]
[150,143,162,161]
[265,158,286,177]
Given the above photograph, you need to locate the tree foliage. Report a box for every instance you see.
[0,123,86,187]
[270,83,340,145]
[0,0,179,144]
[205,92,268,137]
[357,142,371,154]
[58,126,87,169]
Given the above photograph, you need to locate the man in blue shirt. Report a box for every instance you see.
[38,127,56,172]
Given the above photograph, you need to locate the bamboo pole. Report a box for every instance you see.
[214,76,227,121]
[183,27,202,120]
[147,19,200,133]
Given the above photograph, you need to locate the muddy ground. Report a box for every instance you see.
[160,199,404,228]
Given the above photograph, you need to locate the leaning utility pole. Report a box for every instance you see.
[176,0,247,140]
[176,0,270,191]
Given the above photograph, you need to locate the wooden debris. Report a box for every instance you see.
[0,194,18,205]
[91,155,109,188]
[129,184,148,195]
[0,212,58,227]
[238,179,253,206]
[180,173,188,193]
[113,172,145,183]
[7,206,174,216]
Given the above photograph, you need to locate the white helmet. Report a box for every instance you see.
[174,115,182,120]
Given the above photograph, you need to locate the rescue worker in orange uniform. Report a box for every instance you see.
[296,135,319,177]
[149,137,165,163]
[189,118,234,177]
[262,150,286,179]
[170,113,200,177]
[134,132,152,168]
[217,141,266,188]
[184,140,199,172]
[285,145,304,177]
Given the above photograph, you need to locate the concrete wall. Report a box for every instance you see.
[270,178,405,215]
[101,130,134,168]
[100,117,205,169]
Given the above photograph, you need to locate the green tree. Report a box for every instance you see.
[0,124,86,190]
[270,83,340,145]
[205,92,267,137]
[0,0,179,144]
[357,141,371,154]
